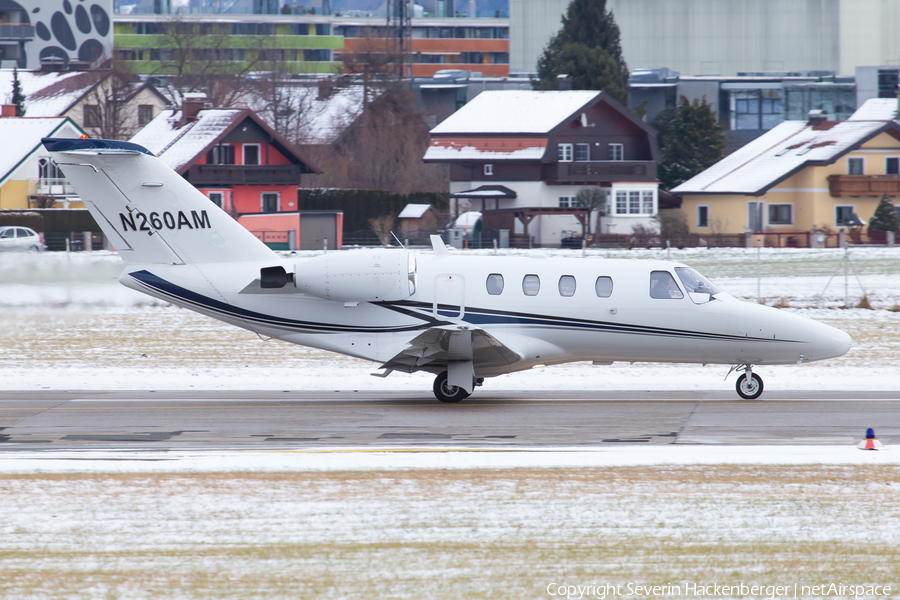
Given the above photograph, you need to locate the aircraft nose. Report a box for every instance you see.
[812,325,852,360]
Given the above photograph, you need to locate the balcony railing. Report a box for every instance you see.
[31,178,77,197]
[827,174,900,197]
[553,160,657,183]
[0,24,35,39]
[186,164,306,185]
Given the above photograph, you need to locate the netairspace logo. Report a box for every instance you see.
[545,582,893,599]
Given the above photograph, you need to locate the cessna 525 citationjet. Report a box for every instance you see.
[43,137,852,402]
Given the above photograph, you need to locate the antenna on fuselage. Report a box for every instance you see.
[430,234,449,257]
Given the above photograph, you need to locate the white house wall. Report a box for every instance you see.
[453,179,660,246]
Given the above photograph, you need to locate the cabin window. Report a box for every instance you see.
[595,276,613,297]
[574,143,590,161]
[768,204,793,225]
[697,205,709,228]
[675,267,721,305]
[522,274,540,296]
[887,157,900,175]
[607,143,623,161]
[243,144,260,165]
[486,273,504,295]
[558,275,576,297]
[848,157,864,175]
[557,143,573,162]
[649,270,683,299]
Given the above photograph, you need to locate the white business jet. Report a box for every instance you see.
[43,138,851,402]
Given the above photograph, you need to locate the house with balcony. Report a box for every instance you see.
[0,69,169,141]
[423,90,661,246]
[129,97,320,219]
[673,99,900,242]
[0,111,84,210]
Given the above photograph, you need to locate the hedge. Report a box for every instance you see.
[297,189,449,233]
[0,209,100,233]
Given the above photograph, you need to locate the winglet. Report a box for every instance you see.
[430,234,449,257]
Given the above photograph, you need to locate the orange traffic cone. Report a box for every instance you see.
[857,428,885,450]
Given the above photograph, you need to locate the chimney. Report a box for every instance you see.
[180,92,208,126]
[807,109,827,126]
[556,74,572,91]
[1,105,17,118]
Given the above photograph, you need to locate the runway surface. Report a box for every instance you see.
[1,390,897,450]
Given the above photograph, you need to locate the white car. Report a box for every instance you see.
[0,226,44,252]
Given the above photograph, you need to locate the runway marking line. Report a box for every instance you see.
[1,399,899,411]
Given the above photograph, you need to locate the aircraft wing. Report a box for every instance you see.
[378,325,522,375]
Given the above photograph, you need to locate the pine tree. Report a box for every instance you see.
[868,195,900,232]
[11,67,25,117]
[658,96,725,191]
[534,0,629,105]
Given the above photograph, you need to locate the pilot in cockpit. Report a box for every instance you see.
[650,271,684,299]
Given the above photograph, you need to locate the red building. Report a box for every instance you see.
[130,97,321,221]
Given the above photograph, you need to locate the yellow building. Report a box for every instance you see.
[0,115,84,210]
[674,99,900,245]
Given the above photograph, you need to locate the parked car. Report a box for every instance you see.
[0,226,44,252]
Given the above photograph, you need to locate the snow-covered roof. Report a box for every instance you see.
[301,87,366,145]
[246,85,366,146]
[0,71,103,117]
[847,98,898,121]
[430,90,600,135]
[398,203,433,219]
[450,185,517,198]
[424,137,547,161]
[130,109,245,172]
[0,117,75,184]
[673,99,900,196]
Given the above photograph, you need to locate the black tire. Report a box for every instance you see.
[433,371,469,403]
[28,245,40,252]
[736,373,764,400]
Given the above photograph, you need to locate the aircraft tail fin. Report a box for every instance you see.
[43,138,277,265]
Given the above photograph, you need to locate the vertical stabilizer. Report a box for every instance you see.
[43,138,277,264]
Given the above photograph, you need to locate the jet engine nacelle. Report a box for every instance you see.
[294,249,417,302]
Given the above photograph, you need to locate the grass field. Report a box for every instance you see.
[0,466,898,599]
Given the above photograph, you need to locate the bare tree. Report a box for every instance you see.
[575,186,606,236]
[339,30,403,109]
[317,83,447,194]
[79,66,143,140]
[153,16,266,108]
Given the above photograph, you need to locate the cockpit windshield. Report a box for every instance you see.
[674,267,721,305]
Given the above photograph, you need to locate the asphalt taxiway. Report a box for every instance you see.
[0,390,897,450]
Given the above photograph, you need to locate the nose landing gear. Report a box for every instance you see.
[730,364,764,399]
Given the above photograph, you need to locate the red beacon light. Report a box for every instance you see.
[80,134,89,139]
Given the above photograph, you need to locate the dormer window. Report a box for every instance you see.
[243,144,260,165]
[207,144,235,165]
[607,143,623,161]
[575,143,590,161]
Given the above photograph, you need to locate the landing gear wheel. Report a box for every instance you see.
[736,373,764,399]
[433,371,469,403]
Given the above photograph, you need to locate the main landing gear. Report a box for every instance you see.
[731,365,764,400]
[433,371,470,403]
